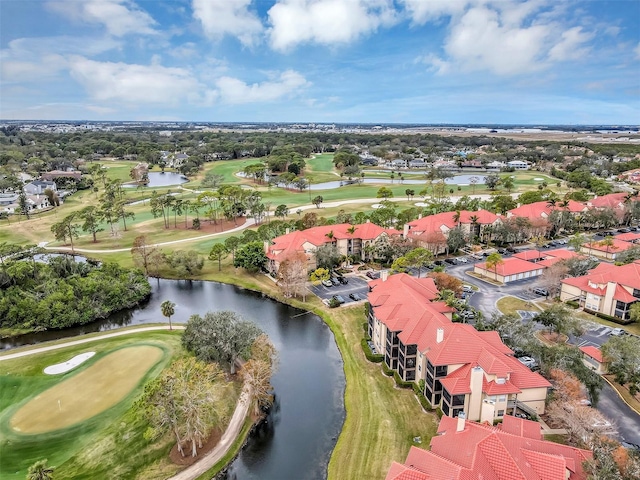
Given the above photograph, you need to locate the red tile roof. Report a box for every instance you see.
[368,274,447,333]
[562,259,640,292]
[616,232,640,242]
[507,201,551,219]
[476,257,544,276]
[500,415,542,440]
[407,209,500,235]
[387,416,593,480]
[588,192,627,209]
[580,346,603,363]
[266,222,399,260]
[513,250,546,261]
[583,238,634,254]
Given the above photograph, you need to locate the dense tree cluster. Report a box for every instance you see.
[0,252,151,330]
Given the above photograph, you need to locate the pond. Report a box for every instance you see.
[123,172,189,188]
[2,280,346,480]
[306,175,486,190]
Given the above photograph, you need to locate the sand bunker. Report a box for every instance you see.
[44,352,96,375]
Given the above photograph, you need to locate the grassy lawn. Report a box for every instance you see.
[307,153,336,173]
[11,345,164,434]
[496,296,541,315]
[604,375,640,415]
[0,331,240,480]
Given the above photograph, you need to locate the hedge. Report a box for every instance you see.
[360,338,384,363]
[382,362,394,377]
[393,372,414,389]
[583,308,634,325]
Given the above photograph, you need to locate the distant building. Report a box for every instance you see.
[507,160,529,170]
[24,181,56,195]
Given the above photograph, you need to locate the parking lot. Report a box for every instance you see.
[309,275,370,306]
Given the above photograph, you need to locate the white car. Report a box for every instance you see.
[610,328,625,336]
[457,257,468,263]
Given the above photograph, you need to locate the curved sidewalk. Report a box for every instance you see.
[43,193,511,255]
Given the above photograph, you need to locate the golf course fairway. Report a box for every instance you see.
[10,345,163,434]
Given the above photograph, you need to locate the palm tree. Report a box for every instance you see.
[27,459,54,480]
[469,215,480,242]
[161,300,176,331]
[599,236,616,259]
[485,252,504,282]
[453,210,461,227]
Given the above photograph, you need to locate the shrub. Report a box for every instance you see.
[382,362,394,377]
[393,372,414,389]
[583,308,633,325]
[416,393,431,411]
[360,339,383,363]
[435,407,443,419]
[566,300,579,309]
[328,298,341,308]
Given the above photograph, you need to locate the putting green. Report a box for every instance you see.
[10,345,163,434]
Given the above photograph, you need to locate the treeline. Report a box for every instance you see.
[0,252,151,331]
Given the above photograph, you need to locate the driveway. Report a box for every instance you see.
[597,381,640,446]
[308,275,370,305]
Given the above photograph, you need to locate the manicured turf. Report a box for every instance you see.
[10,346,163,434]
[0,333,188,480]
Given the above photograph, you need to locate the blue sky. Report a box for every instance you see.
[1,0,639,124]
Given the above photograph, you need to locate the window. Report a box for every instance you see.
[435,365,448,378]
[452,394,465,406]
[407,344,417,355]
[498,395,506,402]
[497,410,504,417]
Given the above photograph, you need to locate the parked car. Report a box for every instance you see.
[610,328,626,336]
[444,258,457,265]
[337,276,348,285]
[322,279,333,287]
[434,260,445,266]
[497,248,507,254]
[533,287,548,296]
[330,277,340,286]
[457,256,468,263]
[458,310,476,320]
[366,271,379,279]
[463,285,474,293]
[518,356,538,369]
[332,295,346,305]
[349,292,362,301]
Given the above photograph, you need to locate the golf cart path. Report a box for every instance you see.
[43,194,508,254]
[0,325,252,480]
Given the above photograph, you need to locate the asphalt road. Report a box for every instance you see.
[309,274,370,305]
[597,381,640,446]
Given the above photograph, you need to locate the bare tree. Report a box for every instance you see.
[139,357,230,457]
[131,235,163,277]
[242,334,279,416]
[277,251,308,300]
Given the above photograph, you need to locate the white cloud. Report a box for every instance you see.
[47,0,157,36]
[0,36,120,83]
[635,42,640,60]
[444,5,551,75]
[68,57,202,104]
[192,0,263,47]
[1,54,68,83]
[215,70,310,103]
[400,0,475,24]
[548,27,593,62]
[268,0,397,51]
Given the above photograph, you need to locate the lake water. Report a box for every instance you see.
[307,175,486,190]
[2,280,346,480]
[123,172,189,188]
